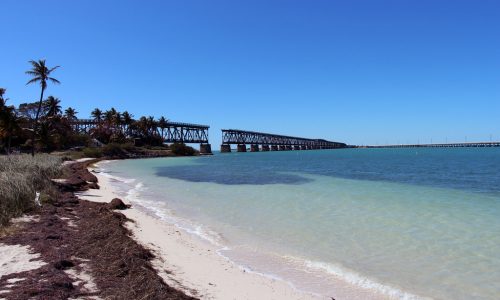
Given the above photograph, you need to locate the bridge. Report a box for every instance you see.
[220,129,347,152]
[70,119,212,154]
[361,142,500,148]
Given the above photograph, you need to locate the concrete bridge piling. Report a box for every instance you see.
[220,144,231,153]
[199,143,212,155]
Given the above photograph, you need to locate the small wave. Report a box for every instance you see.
[302,259,427,300]
[117,180,225,247]
[176,224,223,246]
[99,171,137,184]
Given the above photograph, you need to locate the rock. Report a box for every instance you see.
[53,259,75,270]
[108,198,130,210]
[80,171,98,183]
[87,182,100,189]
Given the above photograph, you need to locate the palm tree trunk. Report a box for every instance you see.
[31,87,45,157]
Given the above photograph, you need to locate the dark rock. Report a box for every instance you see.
[80,171,98,183]
[108,198,131,210]
[46,235,61,240]
[87,182,100,189]
[52,281,74,290]
[54,260,75,270]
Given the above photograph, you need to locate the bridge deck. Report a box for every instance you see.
[363,142,500,148]
[221,129,346,151]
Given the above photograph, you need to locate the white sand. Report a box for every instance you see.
[78,163,391,300]
[0,244,46,278]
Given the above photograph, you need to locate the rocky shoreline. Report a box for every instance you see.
[0,158,195,299]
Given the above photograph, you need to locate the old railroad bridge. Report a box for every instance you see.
[220,129,347,152]
[71,119,213,154]
[71,119,498,154]
[70,119,347,154]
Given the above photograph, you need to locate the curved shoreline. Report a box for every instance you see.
[80,160,403,300]
[79,163,322,299]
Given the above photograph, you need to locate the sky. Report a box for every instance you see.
[1,0,499,146]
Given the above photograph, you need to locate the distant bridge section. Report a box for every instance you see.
[362,142,500,148]
[161,122,210,144]
[221,129,347,152]
[70,119,212,154]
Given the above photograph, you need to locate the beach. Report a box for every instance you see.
[88,149,500,300]
[78,164,317,299]
[79,161,394,300]
[3,148,499,299]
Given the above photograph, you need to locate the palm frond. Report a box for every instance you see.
[26,78,41,85]
[48,77,60,84]
[48,66,60,73]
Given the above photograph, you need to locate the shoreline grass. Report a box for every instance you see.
[0,154,61,226]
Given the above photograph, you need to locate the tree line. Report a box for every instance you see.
[0,59,171,155]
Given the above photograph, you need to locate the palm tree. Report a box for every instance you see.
[104,109,115,128]
[115,112,123,132]
[64,107,77,120]
[0,90,20,155]
[25,59,60,156]
[0,88,8,150]
[0,88,6,108]
[45,96,62,117]
[147,116,157,136]
[158,116,168,140]
[122,111,133,136]
[91,108,102,123]
[137,116,149,137]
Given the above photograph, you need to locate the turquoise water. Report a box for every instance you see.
[101,148,500,299]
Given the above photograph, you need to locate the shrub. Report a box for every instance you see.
[83,147,103,158]
[101,143,132,158]
[169,143,196,156]
[0,154,62,226]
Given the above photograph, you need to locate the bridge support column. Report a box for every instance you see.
[271,145,278,151]
[199,143,212,155]
[237,144,247,152]
[250,144,259,152]
[286,145,292,150]
[279,145,286,151]
[220,144,231,153]
[261,145,270,151]
[293,145,300,150]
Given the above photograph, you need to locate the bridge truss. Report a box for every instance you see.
[221,129,346,151]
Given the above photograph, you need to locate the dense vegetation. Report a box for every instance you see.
[0,60,196,156]
[0,154,61,226]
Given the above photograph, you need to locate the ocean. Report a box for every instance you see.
[98,148,500,299]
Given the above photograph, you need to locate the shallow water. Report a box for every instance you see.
[101,148,500,299]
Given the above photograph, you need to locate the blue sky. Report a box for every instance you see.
[1,0,499,146]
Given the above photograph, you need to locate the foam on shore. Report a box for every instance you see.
[81,161,400,300]
[79,162,326,299]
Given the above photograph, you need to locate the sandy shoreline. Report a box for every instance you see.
[78,163,321,300]
[78,160,394,300]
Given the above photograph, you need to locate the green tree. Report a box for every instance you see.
[91,108,102,123]
[158,116,168,140]
[45,96,62,117]
[25,59,60,156]
[64,107,77,120]
[122,111,133,136]
[147,116,157,136]
[0,88,6,108]
[0,89,20,154]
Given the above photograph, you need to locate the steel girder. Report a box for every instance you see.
[221,129,346,148]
